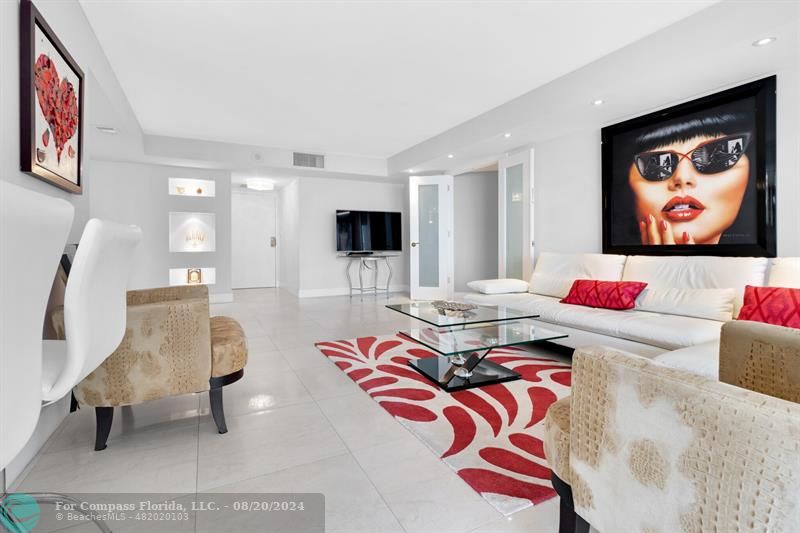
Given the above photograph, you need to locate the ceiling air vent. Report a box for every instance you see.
[293,152,325,169]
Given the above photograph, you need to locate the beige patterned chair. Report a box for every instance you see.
[54,285,247,450]
[544,332,800,533]
[719,320,800,403]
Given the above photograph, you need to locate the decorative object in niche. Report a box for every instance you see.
[20,0,84,193]
[187,268,202,284]
[168,178,216,197]
[169,268,215,286]
[169,212,216,252]
[602,76,776,257]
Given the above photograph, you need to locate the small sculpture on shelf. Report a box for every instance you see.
[185,230,205,248]
[175,185,186,195]
[187,268,202,284]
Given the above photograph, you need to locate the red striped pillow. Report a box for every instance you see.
[560,280,647,310]
[737,285,800,328]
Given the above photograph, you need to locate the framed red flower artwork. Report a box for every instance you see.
[20,0,84,194]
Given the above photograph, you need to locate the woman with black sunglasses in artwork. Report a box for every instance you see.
[626,111,754,245]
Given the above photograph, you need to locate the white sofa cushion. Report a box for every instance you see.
[528,252,627,297]
[527,274,575,298]
[768,257,800,288]
[622,255,768,316]
[635,287,735,322]
[466,278,529,295]
[462,291,721,351]
[654,341,720,379]
[463,292,545,312]
[530,298,723,350]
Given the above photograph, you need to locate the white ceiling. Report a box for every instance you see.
[80,0,716,159]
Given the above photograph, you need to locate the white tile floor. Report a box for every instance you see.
[15,288,563,533]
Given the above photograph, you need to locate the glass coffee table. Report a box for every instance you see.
[386,302,567,392]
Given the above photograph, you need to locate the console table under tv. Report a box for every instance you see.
[341,253,396,299]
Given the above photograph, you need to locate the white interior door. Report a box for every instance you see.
[499,150,534,281]
[232,189,276,288]
[409,175,454,300]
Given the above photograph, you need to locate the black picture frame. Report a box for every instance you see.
[601,76,776,257]
[20,0,84,194]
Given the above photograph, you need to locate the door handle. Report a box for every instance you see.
[270,236,277,248]
[411,242,418,247]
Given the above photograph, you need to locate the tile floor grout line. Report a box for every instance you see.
[282,337,410,533]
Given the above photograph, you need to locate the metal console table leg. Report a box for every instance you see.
[344,255,393,299]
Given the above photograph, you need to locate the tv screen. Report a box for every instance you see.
[336,210,402,252]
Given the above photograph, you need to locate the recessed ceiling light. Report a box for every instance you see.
[592,99,605,106]
[447,154,454,159]
[503,133,512,138]
[752,37,776,47]
[245,178,274,191]
[407,168,414,173]
[96,126,117,134]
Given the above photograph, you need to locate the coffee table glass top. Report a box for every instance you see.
[400,322,568,357]
[386,302,536,327]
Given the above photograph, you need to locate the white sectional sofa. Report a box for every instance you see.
[464,253,800,378]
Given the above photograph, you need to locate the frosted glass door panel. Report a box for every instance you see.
[505,164,523,279]
[418,184,439,287]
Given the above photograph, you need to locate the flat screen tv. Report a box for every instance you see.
[336,210,401,253]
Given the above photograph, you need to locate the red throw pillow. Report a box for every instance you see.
[560,280,647,310]
[737,285,800,328]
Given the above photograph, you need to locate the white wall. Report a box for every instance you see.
[533,131,602,255]
[454,171,498,290]
[277,180,300,295]
[89,161,233,299]
[291,177,408,297]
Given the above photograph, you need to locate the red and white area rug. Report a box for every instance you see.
[314,334,571,515]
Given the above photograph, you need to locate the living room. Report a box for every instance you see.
[1,1,799,532]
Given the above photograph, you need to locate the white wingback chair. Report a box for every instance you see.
[42,219,142,403]
[0,182,74,478]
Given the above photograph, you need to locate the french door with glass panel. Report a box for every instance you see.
[499,150,534,280]
[409,175,454,300]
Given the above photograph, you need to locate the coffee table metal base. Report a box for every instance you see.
[408,351,521,392]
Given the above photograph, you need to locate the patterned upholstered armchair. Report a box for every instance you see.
[53,285,247,450]
[544,332,800,532]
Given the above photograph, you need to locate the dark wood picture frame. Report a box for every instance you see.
[601,76,776,257]
[20,0,84,194]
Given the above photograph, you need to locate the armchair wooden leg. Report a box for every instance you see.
[209,387,227,434]
[551,472,589,533]
[208,369,243,435]
[94,407,114,451]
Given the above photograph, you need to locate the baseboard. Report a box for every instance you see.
[297,285,409,298]
[209,292,234,303]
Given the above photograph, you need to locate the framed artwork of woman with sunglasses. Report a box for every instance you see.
[602,76,776,257]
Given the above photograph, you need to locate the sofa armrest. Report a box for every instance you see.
[719,320,800,403]
[74,296,212,407]
[567,345,800,531]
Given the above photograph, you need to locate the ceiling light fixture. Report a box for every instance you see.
[96,126,117,134]
[752,37,776,47]
[245,178,274,191]
[407,168,415,173]
[592,99,605,106]
[447,154,454,159]
[503,133,512,138]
